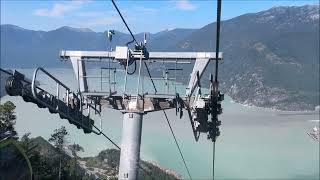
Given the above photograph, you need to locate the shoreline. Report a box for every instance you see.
[1,67,318,113]
[229,98,320,113]
[147,161,182,180]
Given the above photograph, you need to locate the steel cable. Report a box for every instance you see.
[111,0,138,45]
[92,124,156,179]
[143,62,158,93]
[163,110,193,180]
[213,0,222,180]
[140,51,193,180]
[109,1,193,179]
[215,0,222,83]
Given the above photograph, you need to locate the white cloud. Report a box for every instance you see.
[175,0,196,11]
[34,1,86,17]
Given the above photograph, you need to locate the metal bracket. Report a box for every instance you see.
[31,67,102,135]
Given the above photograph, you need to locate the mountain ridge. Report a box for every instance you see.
[1,4,319,111]
[167,4,319,111]
[2,4,318,34]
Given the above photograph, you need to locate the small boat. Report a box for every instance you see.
[307,126,320,142]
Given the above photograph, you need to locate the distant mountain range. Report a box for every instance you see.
[0,25,195,67]
[1,5,319,111]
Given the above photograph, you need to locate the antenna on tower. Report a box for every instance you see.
[107,29,115,42]
[144,33,147,45]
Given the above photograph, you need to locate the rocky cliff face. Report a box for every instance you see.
[0,71,10,98]
[0,136,180,180]
[80,149,180,180]
[170,5,319,111]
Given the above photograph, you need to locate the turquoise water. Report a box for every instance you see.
[1,68,319,180]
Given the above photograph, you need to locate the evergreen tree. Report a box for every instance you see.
[49,126,69,180]
[69,143,84,157]
[0,101,17,138]
[68,143,84,176]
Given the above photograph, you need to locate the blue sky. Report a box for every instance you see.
[1,0,318,33]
